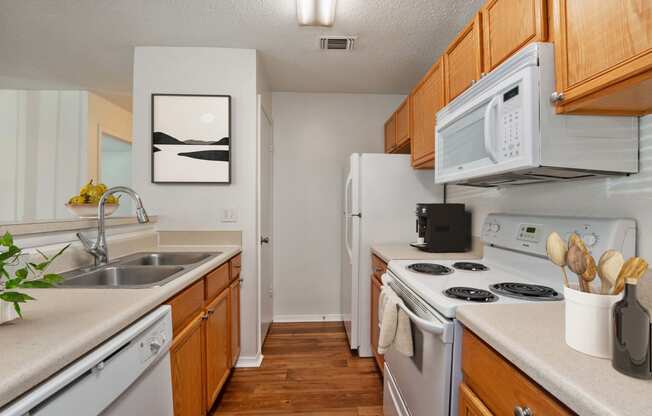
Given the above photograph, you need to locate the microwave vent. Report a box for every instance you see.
[320,36,356,50]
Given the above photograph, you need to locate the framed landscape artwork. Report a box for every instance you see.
[151,94,231,183]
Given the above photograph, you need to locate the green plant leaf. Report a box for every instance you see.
[41,274,64,284]
[0,232,13,247]
[0,245,21,262]
[15,268,28,279]
[12,302,22,318]
[31,244,70,271]
[0,291,35,303]
[19,280,54,289]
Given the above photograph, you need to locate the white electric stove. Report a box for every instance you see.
[382,213,636,416]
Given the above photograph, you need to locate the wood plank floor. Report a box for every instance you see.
[211,322,383,415]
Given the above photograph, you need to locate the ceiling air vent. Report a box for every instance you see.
[320,36,356,51]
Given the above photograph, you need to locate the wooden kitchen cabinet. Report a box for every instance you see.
[410,58,446,169]
[459,383,493,416]
[550,0,652,115]
[444,13,483,102]
[482,0,547,71]
[384,113,397,153]
[229,277,241,367]
[204,288,230,410]
[462,329,573,415]
[170,313,206,416]
[395,98,410,149]
[370,273,384,372]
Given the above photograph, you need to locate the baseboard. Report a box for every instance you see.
[235,354,263,368]
[273,314,343,323]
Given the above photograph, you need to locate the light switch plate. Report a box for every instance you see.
[221,208,238,223]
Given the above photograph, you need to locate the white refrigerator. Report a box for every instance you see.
[341,153,442,356]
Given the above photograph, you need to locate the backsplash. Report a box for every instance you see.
[449,115,652,259]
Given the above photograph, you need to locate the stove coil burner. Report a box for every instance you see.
[444,287,498,302]
[490,282,563,301]
[452,262,488,271]
[407,263,454,276]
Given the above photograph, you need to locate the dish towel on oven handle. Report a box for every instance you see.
[378,284,414,357]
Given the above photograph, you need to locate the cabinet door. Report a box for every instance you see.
[410,58,446,169]
[459,383,493,416]
[444,13,483,102]
[395,98,410,148]
[482,0,547,71]
[370,274,384,372]
[551,0,652,114]
[229,278,241,367]
[170,313,206,416]
[204,289,230,410]
[384,114,397,153]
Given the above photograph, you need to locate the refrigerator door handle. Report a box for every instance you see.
[344,172,354,260]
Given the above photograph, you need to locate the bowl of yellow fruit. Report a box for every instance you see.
[65,180,120,218]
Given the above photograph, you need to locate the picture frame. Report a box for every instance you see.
[151,94,232,184]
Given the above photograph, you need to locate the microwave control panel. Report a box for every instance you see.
[500,85,522,160]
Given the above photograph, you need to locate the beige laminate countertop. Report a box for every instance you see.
[371,237,483,263]
[0,245,241,408]
[457,302,652,416]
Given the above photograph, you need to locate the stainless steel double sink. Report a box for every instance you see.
[57,252,220,289]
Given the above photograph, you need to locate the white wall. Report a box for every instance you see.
[0,90,87,222]
[271,92,405,319]
[449,115,652,259]
[132,47,261,361]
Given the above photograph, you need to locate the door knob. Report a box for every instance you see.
[261,236,270,244]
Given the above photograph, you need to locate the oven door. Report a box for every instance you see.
[382,273,455,416]
[435,64,539,185]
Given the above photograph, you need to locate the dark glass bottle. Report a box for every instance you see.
[612,283,652,379]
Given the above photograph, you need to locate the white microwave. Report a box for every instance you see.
[435,43,639,187]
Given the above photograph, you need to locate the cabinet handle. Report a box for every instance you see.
[514,406,533,416]
[201,313,209,320]
[239,278,244,283]
[207,308,215,315]
[550,91,565,104]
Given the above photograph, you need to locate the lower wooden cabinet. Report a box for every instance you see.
[462,329,573,415]
[229,278,241,366]
[459,383,493,416]
[167,254,242,416]
[370,274,384,372]
[170,313,206,416]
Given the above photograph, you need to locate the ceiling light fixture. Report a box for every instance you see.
[297,0,337,27]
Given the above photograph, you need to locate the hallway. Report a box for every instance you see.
[212,322,383,415]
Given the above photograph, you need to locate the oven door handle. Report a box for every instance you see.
[396,301,447,336]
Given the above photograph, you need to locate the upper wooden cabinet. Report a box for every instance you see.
[384,114,397,153]
[410,58,446,169]
[395,98,410,148]
[482,0,547,71]
[551,0,652,115]
[444,13,483,102]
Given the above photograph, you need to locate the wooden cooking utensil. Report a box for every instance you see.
[567,244,588,291]
[569,233,589,254]
[597,250,624,295]
[613,257,649,295]
[580,254,597,293]
[546,232,569,287]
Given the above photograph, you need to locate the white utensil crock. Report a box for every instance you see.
[564,285,622,358]
[0,301,19,325]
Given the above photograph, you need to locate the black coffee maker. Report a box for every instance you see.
[412,203,471,253]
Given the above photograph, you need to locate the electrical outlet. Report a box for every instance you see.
[221,208,238,223]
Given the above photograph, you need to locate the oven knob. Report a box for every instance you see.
[489,223,500,233]
[582,233,598,247]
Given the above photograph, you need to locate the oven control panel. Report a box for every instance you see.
[482,214,637,258]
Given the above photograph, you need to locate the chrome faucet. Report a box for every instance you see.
[77,186,150,266]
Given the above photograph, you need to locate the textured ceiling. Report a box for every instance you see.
[0,0,484,110]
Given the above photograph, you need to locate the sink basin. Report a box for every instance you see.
[59,266,184,288]
[118,252,218,266]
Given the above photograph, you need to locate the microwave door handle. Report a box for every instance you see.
[483,96,500,163]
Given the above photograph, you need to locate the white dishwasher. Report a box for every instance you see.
[0,305,174,416]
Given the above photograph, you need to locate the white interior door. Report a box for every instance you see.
[258,97,274,345]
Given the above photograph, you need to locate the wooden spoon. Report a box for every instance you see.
[567,244,588,291]
[613,257,649,295]
[546,232,569,287]
[597,250,624,294]
[569,233,589,254]
[580,254,597,293]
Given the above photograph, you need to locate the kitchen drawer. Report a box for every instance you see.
[166,279,205,336]
[206,263,230,301]
[371,254,387,279]
[462,330,573,416]
[230,254,242,281]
